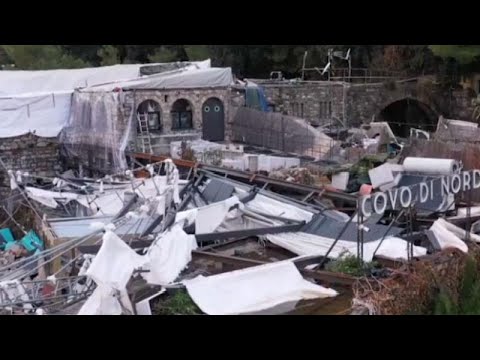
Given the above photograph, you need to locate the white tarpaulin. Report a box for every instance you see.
[184,260,337,315]
[141,225,198,286]
[429,219,469,253]
[0,64,152,96]
[245,194,313,223]
[195,196,241,234]
[0,91,72,138]
[266,232,427,262]
[25,186,80,208]
[79,224,198,314]
[78,231,146,315]
[83,67,233,92]
[0,60,216,139]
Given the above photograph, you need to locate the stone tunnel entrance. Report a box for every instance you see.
[378,98,438,138]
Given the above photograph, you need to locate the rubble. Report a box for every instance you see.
[2,60,480,316]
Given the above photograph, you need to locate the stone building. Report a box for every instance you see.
[60,63,242,173]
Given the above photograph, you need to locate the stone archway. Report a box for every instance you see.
[137,99,162,132]
[377,98,438,138]
[171,98,194,130]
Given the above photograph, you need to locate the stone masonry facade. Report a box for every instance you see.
[122,87,238,155]
[257,79,477,128]
[0,133,61,194]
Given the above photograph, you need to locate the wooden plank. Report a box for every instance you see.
[192,250,357,286]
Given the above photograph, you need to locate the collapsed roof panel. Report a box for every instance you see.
[301,214,404,243]
[202,179,235,204]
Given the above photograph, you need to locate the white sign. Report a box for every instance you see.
[360,170,480,216]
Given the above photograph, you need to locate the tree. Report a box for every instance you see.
[184,45,211,61]
[430,45,480,64]
[1,45,89,70]
[97,45,121,66]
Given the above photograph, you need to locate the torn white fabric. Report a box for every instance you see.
[266,232,427,262]
[8,171,18,190]
[78,286,123,315]
[184,260,337,315]
[79,231,146,315]
[245,194,313,222]
[25,187,79,208]
[195,196,241,234]
[175,209,198,228]
[436,218,480,243]
[141,225,198,286]
[77,191,124,216]
[430,219,468,253]
[86,231,146,289]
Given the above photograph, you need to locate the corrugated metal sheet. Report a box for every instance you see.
[202,179,235,203]
[301,214,404,242]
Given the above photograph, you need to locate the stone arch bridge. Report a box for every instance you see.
[257,78,476,137]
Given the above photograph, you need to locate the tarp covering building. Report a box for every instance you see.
[0,60,224,140]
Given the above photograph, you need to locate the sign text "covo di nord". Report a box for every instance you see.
[360,170,480,216]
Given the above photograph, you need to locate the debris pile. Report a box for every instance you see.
[352,246,480,315]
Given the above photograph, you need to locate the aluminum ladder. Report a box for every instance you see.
[137,113,153,154]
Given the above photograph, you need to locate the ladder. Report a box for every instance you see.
[137,114,153,154]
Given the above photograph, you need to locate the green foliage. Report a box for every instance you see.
[1,45,89,70]
[433,256,480,315]
[148,46,178,63]
[430,45,480,65]
[325,252,378,277]
[184,45,211,61]
[0,45,463,81]
[154,291,202,315]
[97,45,120,66]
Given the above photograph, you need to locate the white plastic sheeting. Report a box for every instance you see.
[60,91,132,171]
[429,219,469,253]
[456,206,480,218]
[83,66,233,92]
[403,157,461,175]
[435,218,480,243]
[78,231,146,315]
[25,186,80,208]
[184,260,337,315]
[0,64,151,96]
[266,232,427,262]
[368,163,404,189]
[0,91,72,138]
[141,225,198,286]
[195,196,241,234]
[79,224,198,314]
[245,194,313,223]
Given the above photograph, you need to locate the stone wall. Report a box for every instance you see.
[260,81,347,127]
[121,87,237,155]
[0,133,61,193]
[256,79,477,128]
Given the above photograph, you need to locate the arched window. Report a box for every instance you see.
[137,100,162,132]
[171,99,193,130]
